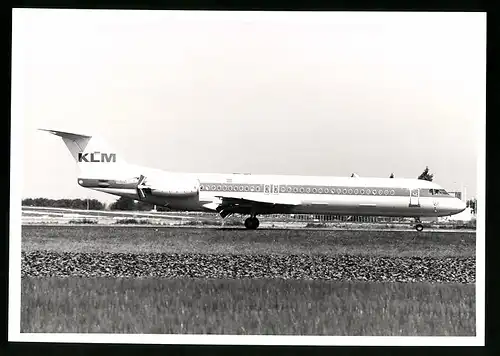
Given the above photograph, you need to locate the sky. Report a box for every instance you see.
[13,10,485,203]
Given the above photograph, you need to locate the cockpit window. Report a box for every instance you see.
[429,189,449,196]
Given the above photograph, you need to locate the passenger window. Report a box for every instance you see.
[313,188,317,193]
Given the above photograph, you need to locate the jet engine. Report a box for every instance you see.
[136,174,199,199]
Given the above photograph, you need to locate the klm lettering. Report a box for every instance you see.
[78,152,116,163]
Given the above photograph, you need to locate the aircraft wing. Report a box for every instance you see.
[203,194,301,218]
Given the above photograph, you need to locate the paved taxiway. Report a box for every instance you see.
[22,223,474,233]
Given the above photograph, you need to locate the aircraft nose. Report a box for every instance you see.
[455,199,467,213]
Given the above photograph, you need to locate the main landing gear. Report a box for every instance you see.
[414,218,424,232]
[244,216,260,230]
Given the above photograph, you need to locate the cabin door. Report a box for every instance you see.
[409,188,420,207]
[264,184,279,195]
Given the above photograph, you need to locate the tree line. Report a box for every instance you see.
[108,197,170,211]
[22,197,169,212]
[22,198,106,210]
[388,166,434,181]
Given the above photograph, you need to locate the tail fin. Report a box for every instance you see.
[40,129,129,178]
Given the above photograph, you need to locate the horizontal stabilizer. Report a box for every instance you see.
[39,128,92,162]
[39,129,92,140]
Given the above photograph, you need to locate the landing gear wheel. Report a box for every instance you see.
[244,217,260,230]
[415,223,424,232]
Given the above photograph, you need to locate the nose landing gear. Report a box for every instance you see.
[244,216,260,230]
[414,218,424,232]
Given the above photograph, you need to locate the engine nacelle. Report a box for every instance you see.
[146,178,200,198]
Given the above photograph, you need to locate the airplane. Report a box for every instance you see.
[40,129,467,231]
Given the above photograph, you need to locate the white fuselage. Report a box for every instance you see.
[79,165,467,218]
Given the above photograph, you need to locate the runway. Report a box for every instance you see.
[21,207,476,233]
[22,222,475,233]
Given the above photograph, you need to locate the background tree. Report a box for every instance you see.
[22,198,35,206]
[109,196,137,211]
[88,199,105,210]
[389,173,394,178]
[136,200,155,211]
[466,198,477,214]
[417,166,434,181]
[22,196,168,212]
[22,198,105,210]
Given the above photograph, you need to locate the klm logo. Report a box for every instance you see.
[78,152,116,163]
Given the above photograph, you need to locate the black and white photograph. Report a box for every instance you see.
[10,9,485,345]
